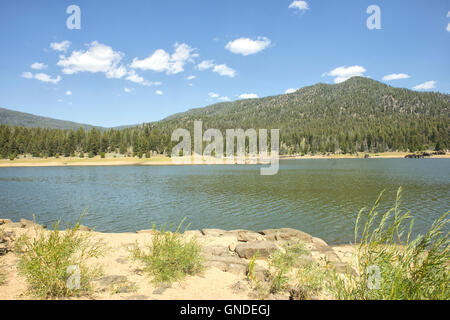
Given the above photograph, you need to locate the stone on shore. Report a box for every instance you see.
[235,241,279,259]
[258,228,313,243]
[201,229,227,237]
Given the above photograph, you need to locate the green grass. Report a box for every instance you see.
[130,219,203,284]
[16,217,105,298]
[295,262,329,299]
[247,242,310,298]
[330,187,449,300]
[268,242,308,294]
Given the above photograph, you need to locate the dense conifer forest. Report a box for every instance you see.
[1,78,448,159]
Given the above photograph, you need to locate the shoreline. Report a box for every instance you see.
[0,218,356,300]
[0,151,448,168]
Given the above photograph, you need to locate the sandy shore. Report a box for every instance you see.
[0,152,448,168]
[0,219,356,300]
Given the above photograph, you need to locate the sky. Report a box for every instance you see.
[0,0,449,127]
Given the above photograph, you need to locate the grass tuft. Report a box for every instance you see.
[330,187,449,300]
[16,216,104,298]
[130,218,203,284]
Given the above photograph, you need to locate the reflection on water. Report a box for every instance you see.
[0,159,448,244]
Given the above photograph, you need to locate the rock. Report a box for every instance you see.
[247,264,269,282]
[115,258,128,264]
[288,285,307,300]
[6,222,22,229]
[226,263,247,275]
[152,282,171,295]
[205,260,228,272]
[78,225,92,232]
[126,295,151,300]
[267,293,290,300]
[222,229,249,236]
[312,237,328,247]
[20,218,40,228]
[258,228,313,243]
[205,255,247,266]
[228,242,237,252]
[235,241,279,259]
[201,229,227,236]
[136,229,155,234]
[237,230,263,242]
[0,219,12,225]
[203,245,230,257]
[231,281,249,294]
[183,230,203,238]
[97,275,128,286]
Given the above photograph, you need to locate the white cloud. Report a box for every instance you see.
[22,71,61,84]
[186,75,196,80]
[58,99,63,102]
[447,11,450,18]
[65,90,72,96]
[31,62,47,70]
[289,1,309,11]
[21,72,33,79]
[213,64,236,78]
[34,73,61,84]
[285,88,297,94]
[197,60,214,71]
[447,23,450,32]
[57,41,125,78]
[225,37,271,56]
[325,65,367,83]
[239,93,259,99]
[208,92,230,101]
[124,87,134,93]
[50,40,71,52]
[106,65,128,79]
[130,43,197,75]
[125,70,158,86]
[413,81,436,91]
[155,90,163,95]
[382,73,411,81]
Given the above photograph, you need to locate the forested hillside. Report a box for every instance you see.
[0,77,448,159]
[0,107,104,131]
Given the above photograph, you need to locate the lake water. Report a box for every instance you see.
[0,159,448,244]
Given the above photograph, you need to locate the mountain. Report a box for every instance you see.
[1,77,449,158]
[159,77,449,126]
[0,107,105,131]
[144,77,449,153]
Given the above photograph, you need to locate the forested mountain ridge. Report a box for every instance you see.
[0,77,448,158]
[0,107,105,131]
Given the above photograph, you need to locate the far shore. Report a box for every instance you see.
[0,151,448,168]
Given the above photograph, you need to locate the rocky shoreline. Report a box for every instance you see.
[0,218,356,300]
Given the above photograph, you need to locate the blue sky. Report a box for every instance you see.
[0,0,449,127]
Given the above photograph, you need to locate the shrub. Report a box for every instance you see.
[295,262,329,299]
[100,152,106,159]
[267,242,308,294]
[130,219,203,284]
[88,151,95,158]
[79,152,84,158]
[330,187,449,300]
[16,217,104,298]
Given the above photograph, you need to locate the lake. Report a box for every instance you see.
[0,159,448,244]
